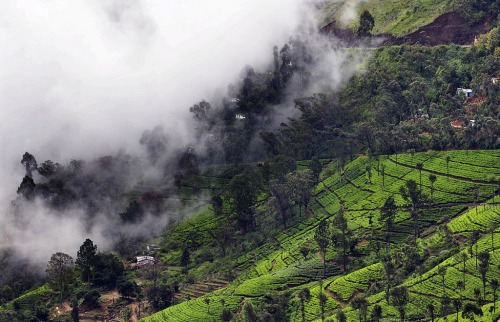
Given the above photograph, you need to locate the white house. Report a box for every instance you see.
[492,77,500,84]
[136,256,155,266]
[457,88,473,97]
[235,114,246,120]
[147,244,160,252]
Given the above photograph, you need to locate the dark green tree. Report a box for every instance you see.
[287,170,314,217]
[318,292,327,322]
[332,208,351,271]
[76,239,97,289]
[400,180,428,237]
[351,296,368,321]
[298,288,310,322]
[308,156,322,184]
[357,10,375,37]
[426,303,435,322]
[70,299,79,322]
[21,152,37,178]
[371,304,382,322]
[492,279,499,312]
[46,252,74,301]
[229,170,259,232]
[462,302,483,320]
[379,195,397,251]
[315,220,330,278]
[391,287,409,321]
[428,174,437,201]
[453,298,462,321]
[478,251,490,298]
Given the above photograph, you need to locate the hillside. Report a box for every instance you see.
[140,149,500,321]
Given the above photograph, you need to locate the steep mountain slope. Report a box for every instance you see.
[143,149,500,321]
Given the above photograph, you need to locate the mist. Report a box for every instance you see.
[0,0,367,270]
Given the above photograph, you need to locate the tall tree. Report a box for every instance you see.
[357,10,375,37]
[351,296,368,321]
[332,208,351,271]
[400,180,428,237]
[445,155,451,176]
[391,287,409,322]
[416,163,423,187]
[298,288,310,322]
[489,222,497,251]
[76,239,97,289]
[286,170,314,217]
[308,156,322,184]
[371,304,382,322]
[365,164,372,184]
[318,292,327,322]
[492,279,499,312]
[268,180,292,228]
[426,303,435,322]
[229,170,260,232]
[437,265,447,296]
[381,163,386,187]
[478,251,490,298]
[379,196,397,252]
[21,152,37,178]
[46,252,74,301]
[453,298,462,321]
[428,174,437,201]
[315,220,330,279]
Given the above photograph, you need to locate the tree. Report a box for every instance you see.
[391,287,409,321]
[220,308,233,322]
[489,222,497,251]
[318,292,327,322]
[17,176,36,200]
[332,208,351,271]
[379,196,397,251]
[315,220,330,278]
[416,163,423,187]
[383,256,395,302]
[371,304,382,322]
[426,303,435,322]
[70,299,79,322]
[76,239,97,289]
[229,170,259,232]
[336,309,347,322]
[243,302,257,321]
[478,251,490,298]
[118,279,137,299]
[21,152,37,178]
[469,230,481,269]
[445,155,451,176]
[308,156,322,184]
[357,10,375,37]
[428,174,437,201]
[46,252,74,301]
[268,180,292,228]
[381,163,386,187]
[287,170,314,217]
[456,280,465,299]
[453,298,462,321]
[492,279,499,312]
[462,302,483,320]
[437,265,447,296]
[180,248,190,268]
[351,296,368,321]
[400,180,428,237]
[145,283,173,311]
[298,288,310,322]
[189,100,211,121]
[300,245,310,262]
[365,164,372,184]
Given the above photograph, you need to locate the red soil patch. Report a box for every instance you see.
[357,239,367,247]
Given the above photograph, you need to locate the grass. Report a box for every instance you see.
[319,0,456,36]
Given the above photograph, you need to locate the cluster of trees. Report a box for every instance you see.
[259,43,500,160]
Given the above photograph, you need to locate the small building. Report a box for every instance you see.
[451,119,464,128]
[147,244,160,252]
[457,88,473,97]
[235,114,246,120]
[492,77,500,84]
[228,98,240,103]
[136,256,155,267]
